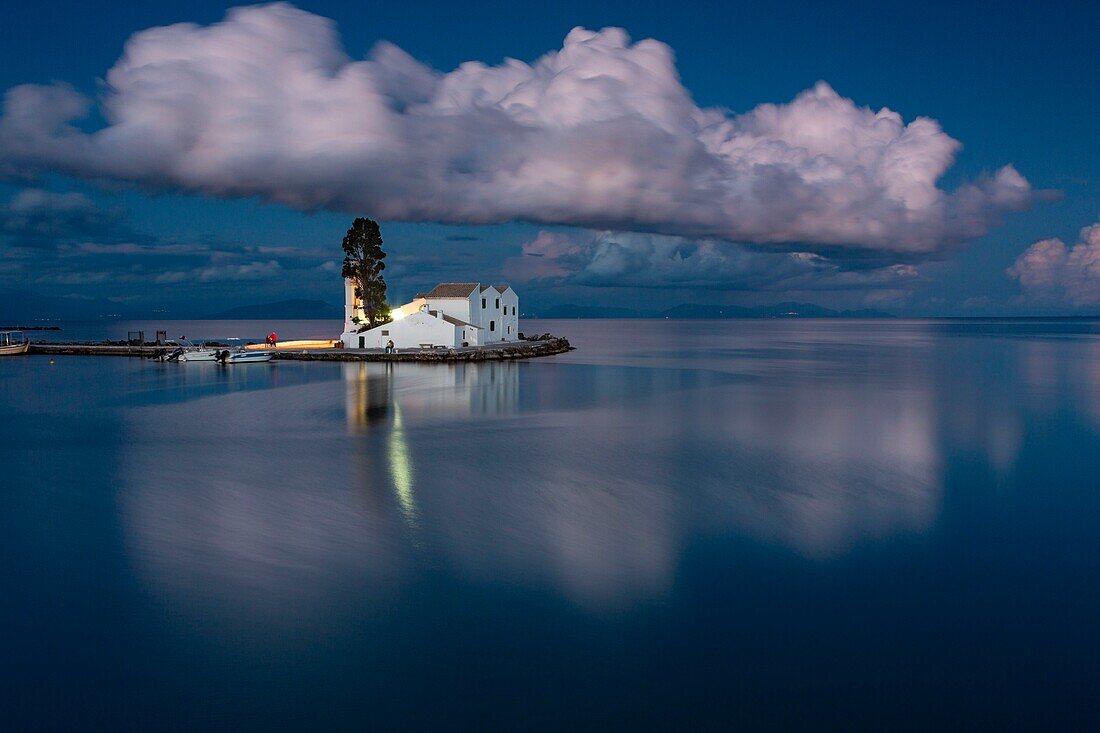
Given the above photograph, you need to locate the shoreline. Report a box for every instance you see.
[27,337,573,362]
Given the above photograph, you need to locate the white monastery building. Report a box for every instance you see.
[341,281,519,350]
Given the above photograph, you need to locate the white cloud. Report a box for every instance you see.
[1008,221,1100,306]
[0,3,1032,254]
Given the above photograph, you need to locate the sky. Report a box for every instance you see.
[0,0,1097,316]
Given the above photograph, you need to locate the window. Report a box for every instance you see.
[462,330,466,338]
[358,336,365,348]
[481,298,486,308]
[381,330,389,335]
[512,306,516,315]
[490,320,495,332]
[507,325,511,334]
[495,298,500,309]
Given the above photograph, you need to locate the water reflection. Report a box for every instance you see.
[344,362,392,431]
[388,403,418,529]
[105,321,1100,617]
[115,353,944,614]
[344,361,520,431]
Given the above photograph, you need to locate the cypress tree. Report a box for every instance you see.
[340,217,391,329]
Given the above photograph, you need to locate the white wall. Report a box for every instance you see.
[499,288,519,341]
[392,297,427,319]
[424,295,473,327]
[342,311,458,349]
[474,287,518,342]
[341,281,518,347]
[344,279,359,333]
[457,324,482,346]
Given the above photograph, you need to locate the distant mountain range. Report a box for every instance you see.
[0,292,894,322]
[201,298,894,320]
[0,291,136,322]
[202,299,894,320]
[535,302,896,319]
[535,304,648,319]
[199,299,343,320]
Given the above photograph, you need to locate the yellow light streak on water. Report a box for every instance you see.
[388,403,418,528]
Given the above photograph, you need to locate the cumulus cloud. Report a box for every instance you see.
[504,229,923,292]
[0,3,1032,254]
[1008,221,1100,306]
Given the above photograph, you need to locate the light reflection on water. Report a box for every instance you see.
[5,319,1100,728]
[114,327,941,613]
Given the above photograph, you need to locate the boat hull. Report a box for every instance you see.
[0,341,29,356]
[223,351,274,364]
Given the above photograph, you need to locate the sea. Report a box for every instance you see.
[3,318,1100,729]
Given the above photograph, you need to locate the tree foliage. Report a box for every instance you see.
[340,217,391,329]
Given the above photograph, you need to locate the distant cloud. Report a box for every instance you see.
[0,187,326,303]
[155,260,283,284]
[1,188,122,249]
[503,230,924,292]
[1008,221,1100,306]
[0,3,1033,255]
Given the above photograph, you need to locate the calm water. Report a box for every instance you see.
[4,319,1100,729]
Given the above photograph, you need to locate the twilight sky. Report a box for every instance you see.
[0,0,1097,316]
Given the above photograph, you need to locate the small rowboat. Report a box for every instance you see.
[0,331,29,356]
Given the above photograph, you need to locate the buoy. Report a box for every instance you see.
[49,359,55,365]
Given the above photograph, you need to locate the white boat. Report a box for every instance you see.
[214,338,275,364]
[150,339,219,362]
[0,331,29,356]
[216,348,274,364]
[177,340,220,361]
[178,349,219,362]
[158,337,273,364]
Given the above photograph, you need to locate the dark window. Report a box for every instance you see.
[381,330,389,335]
[358,336,365,348]
[462,330,466,338]
[495,298,500,309]
[512,306,516,315]
[490,320,495,332]
[481,298,486,308]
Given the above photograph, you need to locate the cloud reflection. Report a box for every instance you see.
[115,330,1043,617]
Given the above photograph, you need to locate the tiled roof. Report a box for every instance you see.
[492,285,511,293]
[441,314,479,328]
[479,285,491,292]
[425,282,479,298]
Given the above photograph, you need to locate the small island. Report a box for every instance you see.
[27,217,573,363]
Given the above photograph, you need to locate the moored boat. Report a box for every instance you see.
[215,338,274,364]
[215,347,274,364]
[0,331,29,356]
[176,339,220,362]
[153,337,274,364]
[149,338,220,362]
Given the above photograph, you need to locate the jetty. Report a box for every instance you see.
[28,336,573,362]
